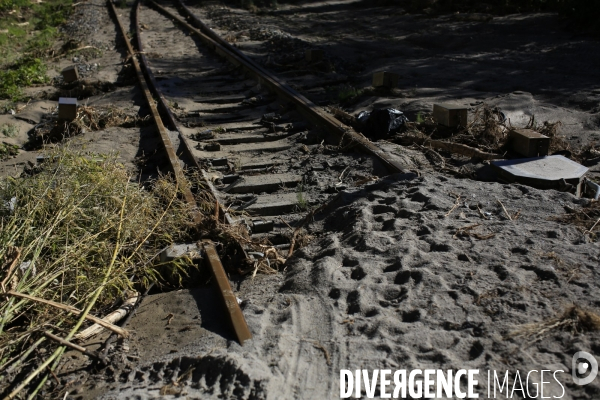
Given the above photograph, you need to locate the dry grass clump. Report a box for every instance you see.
[555,201,600,241]
[76,105,151,131]
[508,305,600,343]
[29,105,151,147]
[212,221,284,276]
[0,149,195,394]
[455,104,508,151]
[535,120,569,153]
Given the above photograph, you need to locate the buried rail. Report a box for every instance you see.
[149,0,410,175]
[108,0,251,345]
[131,0,237,226]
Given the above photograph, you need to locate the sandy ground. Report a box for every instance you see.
[1,0,600,399]
[197,1,600,157]
[83,172,600,400]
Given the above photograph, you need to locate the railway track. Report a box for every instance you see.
[108,0,409,345]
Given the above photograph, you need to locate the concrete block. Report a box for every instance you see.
[432,104,468,127]
[252,220,274,233]
[160,243,202,263]
[209,157,228,166]
[305,49,324,62]
[372,72,399,88]
[58,97,77,121]
[508,128,550,157]
[61,65,79,83]
[225,173,302,194]
[204,143,221,151]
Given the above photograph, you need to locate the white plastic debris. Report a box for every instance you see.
[19,261,36,278]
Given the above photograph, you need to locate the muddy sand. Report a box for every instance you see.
[75,173,598,399]
[1,0,599,399]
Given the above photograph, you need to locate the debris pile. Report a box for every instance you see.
[29,105,151,147]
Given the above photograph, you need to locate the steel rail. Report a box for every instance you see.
[149,0,410,175]
[107,0,198,217]
[108,0,252,345]
[133,0,237,227]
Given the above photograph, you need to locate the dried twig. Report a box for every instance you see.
[453,224,480,239]
[0,247,21,292]
[4,291,128,338]
[453,223,495,240]
[279,216,293,231]
[496,198,512,221]
[445,193,461,217]
[75,292,139,341]
[214,199,220,223]
[476,205,489,220]
[44,332,107,364]
[507,305,600,343]
[337,166,351,185]
[512,209,522,220]
[585,217,600,235]
[402,135,502,160]
[288,208,318,258]
[166,313,174,325]
[303,339,331,366]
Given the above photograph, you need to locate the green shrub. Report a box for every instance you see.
[0,57,49,101]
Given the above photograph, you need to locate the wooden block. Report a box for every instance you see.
[58,97,77,121]
[372,72,399,88]
[508,128,550,157]
[305,49,324,62]
[432,104,468,127]
[61,65,79,83]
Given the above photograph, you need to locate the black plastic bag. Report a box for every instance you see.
[357,108,408,140]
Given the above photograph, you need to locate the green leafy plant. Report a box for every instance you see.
[296,183,307,210]
[1,123,18,137]
[0,57,49,101]
[0,0,73,100]
[337,86,363,103]
[0,141,19,159]
[416,112,424,123]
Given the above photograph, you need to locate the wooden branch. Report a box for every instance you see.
[1,247,21,293]
[75,292,138,341]
[400,135,502,160]
[496,198,513,221]
[330,107,357,125]
[445,194,461,217]
[5,291,128,338]
[585,217,600,234]
[287,206,321,258]
[214,199,220,223]
[44,332,107,365]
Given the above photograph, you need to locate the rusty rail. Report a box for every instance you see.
[149,0,410,175]
[108,0,251,345]
[107,0,198,217]
[132,0,236,226]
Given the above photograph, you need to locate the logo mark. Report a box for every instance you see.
[572,351,598,385]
